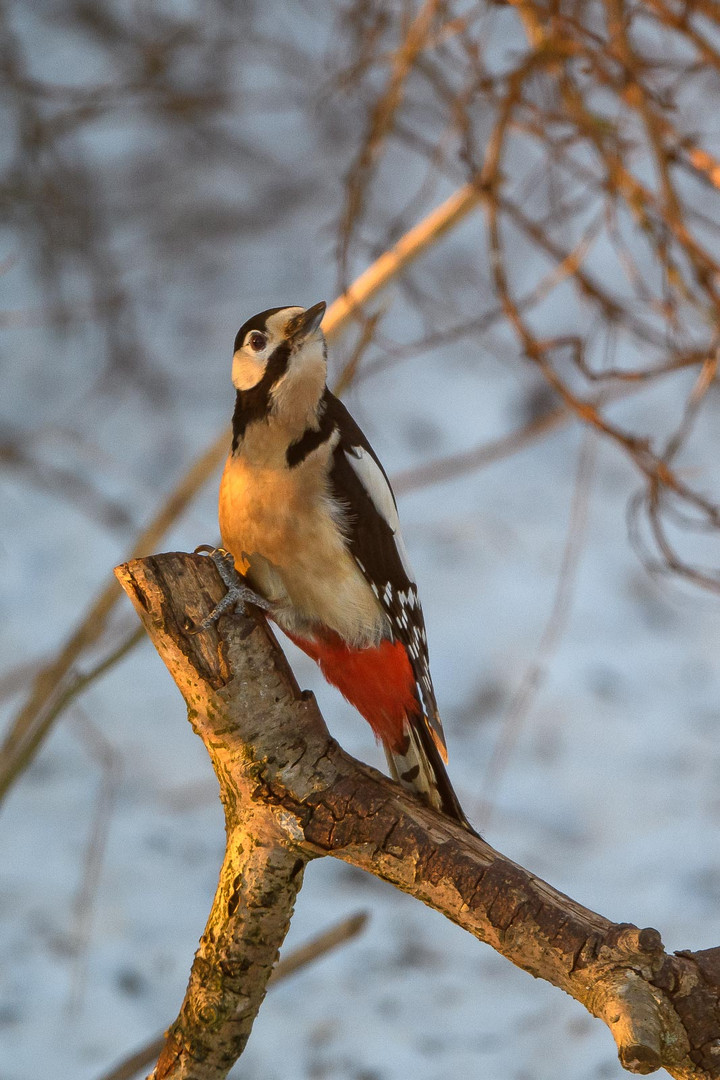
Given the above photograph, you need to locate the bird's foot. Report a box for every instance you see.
[192,546,272,633]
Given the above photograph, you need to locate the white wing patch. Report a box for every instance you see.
[345,446,415,580]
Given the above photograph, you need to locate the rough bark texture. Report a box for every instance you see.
[116,552,720,1080]
[116,553,313,1079]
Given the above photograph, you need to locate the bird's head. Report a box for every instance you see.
[231,302,327,395]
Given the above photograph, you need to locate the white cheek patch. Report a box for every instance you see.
[345,446,415,581]
[232,350,266,391]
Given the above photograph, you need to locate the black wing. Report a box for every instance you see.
[323,391,446,755]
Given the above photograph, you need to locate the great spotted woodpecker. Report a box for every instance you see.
[216,301,473,830]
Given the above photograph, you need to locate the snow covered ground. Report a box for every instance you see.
[2,6,720,1079]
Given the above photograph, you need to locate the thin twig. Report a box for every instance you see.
[66,710,124,1017]
[392,403,568,495]
[477,430,598,829]
[0,626,144,800]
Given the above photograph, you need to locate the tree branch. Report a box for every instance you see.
[116,551,720,1080]
[96,912,368,1080]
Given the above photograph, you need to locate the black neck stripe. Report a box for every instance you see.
[286,394,334,467]
[231,342,291,451]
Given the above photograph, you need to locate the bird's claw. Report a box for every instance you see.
[191,546,272,633]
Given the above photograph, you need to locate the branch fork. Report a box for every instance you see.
[116,551,720,1080]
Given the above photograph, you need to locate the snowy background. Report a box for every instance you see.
[2,3,720,1079]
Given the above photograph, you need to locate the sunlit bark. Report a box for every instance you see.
[117,551,720,1080]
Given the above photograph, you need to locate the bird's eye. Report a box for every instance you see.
[248,332,266,352]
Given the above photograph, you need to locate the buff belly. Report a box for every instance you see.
[219,451,388,647]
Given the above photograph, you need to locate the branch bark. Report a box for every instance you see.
[97,913,368,1080]
[116,551,720,1080]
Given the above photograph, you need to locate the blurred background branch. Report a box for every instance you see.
[2,1,719,1077]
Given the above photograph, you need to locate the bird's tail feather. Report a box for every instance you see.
[384,718,478,835]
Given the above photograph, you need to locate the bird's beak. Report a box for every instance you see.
[289,301,326,342]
